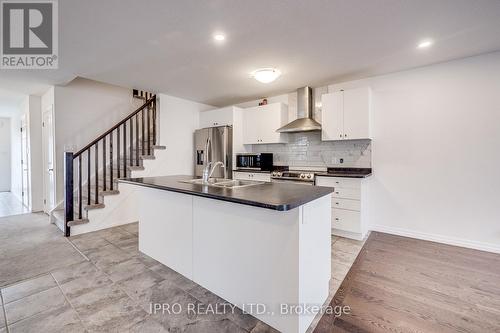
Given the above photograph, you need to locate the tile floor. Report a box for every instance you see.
[0,192,29,218]
[0,213,365,333]
[0,213,86,287]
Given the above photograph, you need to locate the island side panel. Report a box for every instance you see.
[298,194,332,333]
[192,196,301,333]
[137,186,194,278]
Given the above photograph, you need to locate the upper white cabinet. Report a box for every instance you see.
[321,87,370,141]
[242,103,288,144]
[199,106,234,128]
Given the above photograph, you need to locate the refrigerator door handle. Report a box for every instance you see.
[205,136,211,166]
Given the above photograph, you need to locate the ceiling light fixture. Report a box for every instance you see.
[251,68,281,83]
[213,33,225,42]
[417,39,434,49]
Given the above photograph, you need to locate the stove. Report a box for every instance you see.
[271,170,316,185]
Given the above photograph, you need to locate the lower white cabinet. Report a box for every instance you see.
[233,171,271,182]
[332,209,361,234]
[316,176,368,240]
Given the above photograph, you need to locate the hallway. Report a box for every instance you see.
[0,192,29,218]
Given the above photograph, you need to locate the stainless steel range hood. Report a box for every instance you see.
[276,86,321,133]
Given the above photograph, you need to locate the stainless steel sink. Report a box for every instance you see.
[179,178,263,188]
[212,180,264,189]
[180,178,229,185]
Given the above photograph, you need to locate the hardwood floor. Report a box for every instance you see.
[314,232,500,333]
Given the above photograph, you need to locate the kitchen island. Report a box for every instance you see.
[119,175,333,333]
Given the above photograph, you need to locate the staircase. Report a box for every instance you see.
[53,93,165,236]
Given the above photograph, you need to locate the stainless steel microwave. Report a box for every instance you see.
[235,153,273,171]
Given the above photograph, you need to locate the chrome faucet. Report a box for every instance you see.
[202,161,225,183]
[201,135,225,183]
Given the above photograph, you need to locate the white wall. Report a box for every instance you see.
[329,51,500,253]
[0,117,11,191]
[156,94,213,174]
[53,78,142,204]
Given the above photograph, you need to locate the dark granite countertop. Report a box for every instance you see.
[315,168,372,178]
[118,175,333,211]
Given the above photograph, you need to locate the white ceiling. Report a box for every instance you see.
[1,0,500,106]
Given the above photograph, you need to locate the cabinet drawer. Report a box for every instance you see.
[233,172,270,182]
[332,209,361,233]
[252,173,271,182]
[331,198,360,211]
[332,187,360,200]
[316,176,360,189]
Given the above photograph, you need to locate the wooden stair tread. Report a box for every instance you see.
[53,209,87,225]
[128,166,145,171]
[67,219,90,226]
[101,190,120,196]
[84,203,105,210]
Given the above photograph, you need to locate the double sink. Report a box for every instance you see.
[180,178,264,189]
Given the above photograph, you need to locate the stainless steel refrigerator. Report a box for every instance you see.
[194,126,232,179]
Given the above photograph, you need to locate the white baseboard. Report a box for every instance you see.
[370,224,500,254]
[332,228,365,241]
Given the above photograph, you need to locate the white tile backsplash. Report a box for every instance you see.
[251,132,371,168]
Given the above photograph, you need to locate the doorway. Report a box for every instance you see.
[42,105,56,213]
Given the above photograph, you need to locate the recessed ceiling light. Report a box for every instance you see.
[417,39,434,49]
[213,33,225,42]
[251,68,281,83]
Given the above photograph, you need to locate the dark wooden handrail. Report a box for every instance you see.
[74,95,156,158]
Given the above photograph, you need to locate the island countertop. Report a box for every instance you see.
[119,175,333,211]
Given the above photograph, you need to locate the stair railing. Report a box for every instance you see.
[64,95,157,236]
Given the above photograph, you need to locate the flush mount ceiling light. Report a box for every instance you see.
[251,68,281,83]
[213,33,226,42]
[417,39,434,49]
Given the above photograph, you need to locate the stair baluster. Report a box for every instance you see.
[64,152,74,237]
[109,132,114,191]
[87,150,91,206]
[102,136,107,191]
[142,107,146,156]
[117,126,121,179]
[94,144,99,204]
[78,155,82,220]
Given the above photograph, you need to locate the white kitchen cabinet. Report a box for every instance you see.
[332,209,361,234]
[233,171,271,182]
[242,103,288,144]
[321,87,370,141]
[316,176,368,240]
[199,106,234,128]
